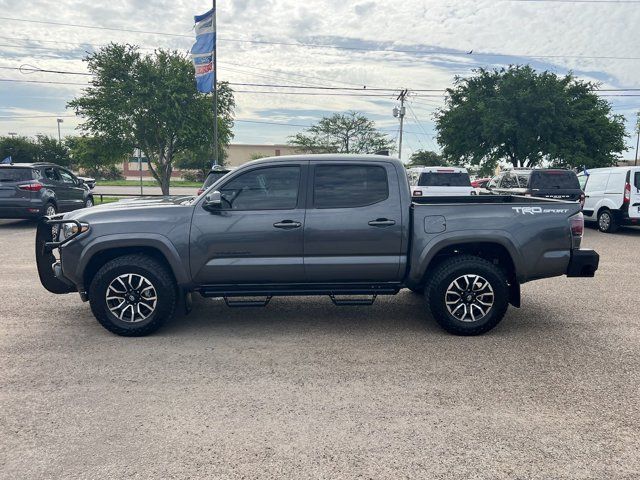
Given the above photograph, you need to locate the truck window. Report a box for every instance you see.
[500,173,518,189]
[635,172,640,191]
[417,171,470,187]
[516,173,531,188]
[219,166,300,210]
[530,171,580,190]
[313,165,388,208]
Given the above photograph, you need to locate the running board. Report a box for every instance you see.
[200,282,400,298]
[224,296,272,307]
[330,294,377,306]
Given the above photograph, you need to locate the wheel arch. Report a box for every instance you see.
[77,235,190,293]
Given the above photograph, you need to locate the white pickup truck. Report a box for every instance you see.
[407,166,475,197]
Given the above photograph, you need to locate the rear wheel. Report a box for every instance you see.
[84,197,94,208]
[89,254,177,336]
[597,209,618,233]
[424,255,509,336]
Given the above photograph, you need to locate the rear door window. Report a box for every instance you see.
[0,168,33,182]
[417,171,471,187]
[516,173,531,188]
[313,165,388,208]
[530,171,580,190]
[44,167,60,182]
[634,172,640,191]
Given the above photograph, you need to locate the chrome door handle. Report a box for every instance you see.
[273,220,302,229]
[368,218,396,227]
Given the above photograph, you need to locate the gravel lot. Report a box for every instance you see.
[1,219,638,479]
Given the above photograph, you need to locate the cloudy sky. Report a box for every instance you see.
[1,0,639,161]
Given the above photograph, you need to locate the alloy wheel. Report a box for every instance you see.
[599,212,611,231]
[105,273,158,323]
[445,274,495,322]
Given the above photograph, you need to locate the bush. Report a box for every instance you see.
[83,165,125,181]
[181,170,205,182]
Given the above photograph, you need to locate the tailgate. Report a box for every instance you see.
[0,168,34,206]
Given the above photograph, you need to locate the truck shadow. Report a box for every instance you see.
[161,291,559,339]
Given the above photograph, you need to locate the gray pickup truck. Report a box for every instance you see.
[36,154,599,337]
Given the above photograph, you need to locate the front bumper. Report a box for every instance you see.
[566,249,599,277]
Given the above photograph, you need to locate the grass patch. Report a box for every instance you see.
[98,179,201,187]
[94,196,121,204]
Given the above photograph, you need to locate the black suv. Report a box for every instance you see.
[0,162,93,219]
[487,168,584,205]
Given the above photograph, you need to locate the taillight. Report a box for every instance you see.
[624,182,631,203]
[197,188,204,196]
[579,193,585,209]
[413,190,422,197]
[18,182,43,192]
[570,213,584,238]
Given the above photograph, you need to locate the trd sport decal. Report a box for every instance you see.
[512,207,569,214]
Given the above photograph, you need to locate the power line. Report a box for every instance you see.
[1,15,639,61]
[510,0,640,3]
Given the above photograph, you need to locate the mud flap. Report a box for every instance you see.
[35,218,75,294]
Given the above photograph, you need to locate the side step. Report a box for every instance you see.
[224,296,272,307]
[329,294,377,306]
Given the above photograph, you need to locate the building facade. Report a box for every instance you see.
[121,143,300,179]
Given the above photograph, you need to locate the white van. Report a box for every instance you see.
[407,167,475,197]
[577,166,640,233]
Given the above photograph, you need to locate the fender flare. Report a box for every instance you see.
[74,233,190,286]
[410,230,524,284]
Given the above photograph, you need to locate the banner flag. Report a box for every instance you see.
[191,8,215,93]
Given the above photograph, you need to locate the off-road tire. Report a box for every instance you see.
[89,254,177,336]
[424,255,509,336]
[597,209,618,233]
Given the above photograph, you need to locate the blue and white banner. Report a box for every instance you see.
[191,8,215,93]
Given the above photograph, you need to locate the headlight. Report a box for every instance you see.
[60,222,90,240]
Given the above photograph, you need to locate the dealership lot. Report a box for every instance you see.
[1,219,639,478]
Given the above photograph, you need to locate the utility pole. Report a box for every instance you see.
[393,89,408,160]
[56,118,63,144]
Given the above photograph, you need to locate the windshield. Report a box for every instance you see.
[418,172,471,187]
[530,171,580,190]
[0,168,33,182]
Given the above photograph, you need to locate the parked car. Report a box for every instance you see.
[78,176,96,190]
[196,165,233,196]
[36,154,598,337]
[577,166,640,233]
[407,166,475,197]
[487,168,584,205]
[0,162,93,219]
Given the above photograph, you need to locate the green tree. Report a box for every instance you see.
[407,150,448,167]
[68,44,235,194]
[0,136,39,163]
[436,66,627,170]
[34,135,71,167]
[66,135,128,178]
[289,111,394,154]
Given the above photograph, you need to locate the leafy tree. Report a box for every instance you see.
[289,111,393,154]
[34,135,71,167]
[0,136,39,163]
[407,150,448,167]
[69,44,235,194]
[436,66,627,170]
[66,135,128,178]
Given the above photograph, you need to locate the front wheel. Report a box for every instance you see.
[89,254,177,336]
[424,255,509,336]
[84,197,94,208]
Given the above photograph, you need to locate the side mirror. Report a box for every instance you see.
[203,191,222,212]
